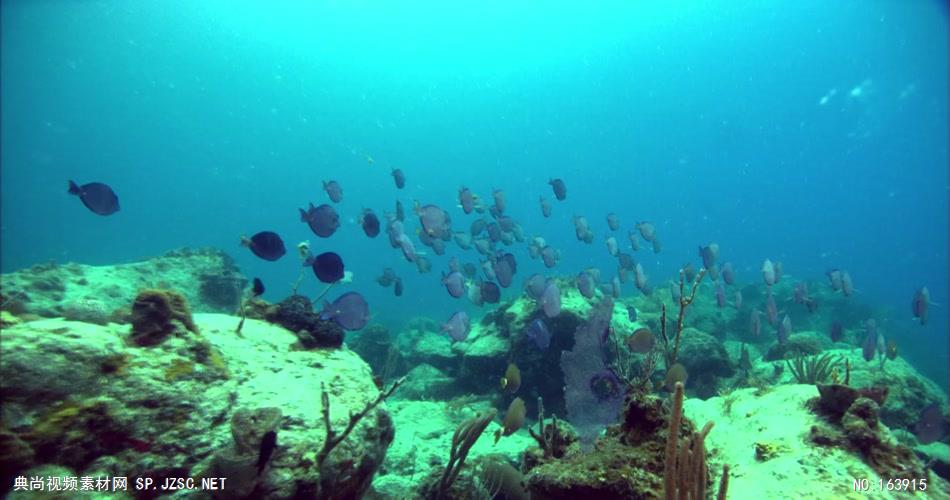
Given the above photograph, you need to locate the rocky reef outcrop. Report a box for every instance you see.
[0,312,393,499]
[0,247,247,319]
[523,391,685,499]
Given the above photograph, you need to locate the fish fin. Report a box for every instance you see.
[68,180,81,195]
[299,208,308,221]
[493,429,501,445]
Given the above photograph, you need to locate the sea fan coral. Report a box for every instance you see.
[560,298,623,448]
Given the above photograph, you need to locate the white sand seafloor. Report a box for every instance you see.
[372,398,535,498]
[372,381,949,499]
[684,384,949,500]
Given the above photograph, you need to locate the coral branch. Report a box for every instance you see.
[311,282,338,306]
[291,266,307,295]
[667,268,706,367]
[529,397,566,459]
[529,397,548,453]
[316,375,406,469]
[660,303,669,353]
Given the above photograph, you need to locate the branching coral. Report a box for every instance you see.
[528,397,575,460]
[307,376,404,499]
[660,268,706,368]
[316,376,405,472]
[606,328,660,395]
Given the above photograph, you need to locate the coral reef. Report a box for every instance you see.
[516,379,726,500]
[129,288,198,346]
[264,294,344,348]
[348,323,404,382]
[810,349,946,432]
[816,383,888,417]
[20,399,134,472]
[764,333,826,361]
[369,269,946,499]
[0,314,394,499]
[0,428,35,492]
[4,249,946,500]
[0,247,246,318]
[685,384,950,498]
[676,328,734,397]
[811,389,930,480]
[396,317,460,373]
[495,287,590,418]
[396,364,460,400]
[241,296,275,320]
[526,397,578,463]
[522,392,669,498]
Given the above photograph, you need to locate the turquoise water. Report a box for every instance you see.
[2,0,947,388]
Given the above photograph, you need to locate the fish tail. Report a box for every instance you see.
[68,180,81,195]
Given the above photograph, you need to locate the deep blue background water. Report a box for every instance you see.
[2,1,947,387]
